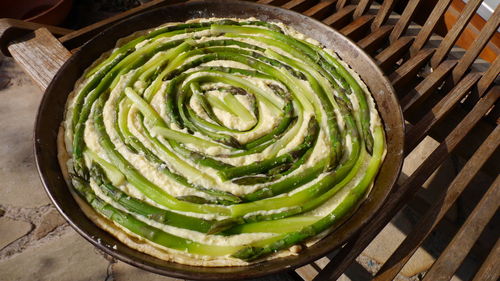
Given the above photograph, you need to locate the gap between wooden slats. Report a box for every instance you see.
[312,86,500,281]
[322,5,356,29]
[449,5,500,86]
[389,48,435,91]
[389,0,424,42]
[410,0,453,55]
[422,174,500,281]
[405,72,481,153]
[471,238,500,281]
[430,0,483,67]
[373,125,500,281]
[400,60,457,113]
[375,36,414,73]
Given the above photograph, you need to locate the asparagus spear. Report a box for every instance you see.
[232,126,385,261]
[65,19,386,262]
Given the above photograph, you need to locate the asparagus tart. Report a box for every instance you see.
[59,18,386,266]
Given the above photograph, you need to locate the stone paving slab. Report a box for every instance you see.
[0,229,109,281]
[0,57,49,208]
[34,208,67,240]
[0,217,32,250]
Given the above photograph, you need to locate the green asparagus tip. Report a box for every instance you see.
[206,218,244,235]
[176,195,213,204]
[231,246,263,261]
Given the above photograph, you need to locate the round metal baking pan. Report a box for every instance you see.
[34,0,404,279]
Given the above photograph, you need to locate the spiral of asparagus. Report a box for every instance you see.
[62,18,385,264]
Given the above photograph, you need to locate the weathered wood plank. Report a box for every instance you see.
[375,36,414,73]
[340,15,375,41]
[282,0,318,12]
[373,125,500,281]
[450,5,500,85]
[405,73,481,153]
[353,0,374,19]
[410,0,453,55]
[430,0,484,67]
[372,0,397,30]
[477,52,500,97]
[8,28,71,91]
[422,174,500,281]
[322,5,356,29]
[390,48,435,91]
[303,0,337,19]
[357,25,393,55]
[336,0,349,11]
[257,0,286,4]
[400,60,457,113]
[389,0,424,42]
[0,18,72,56]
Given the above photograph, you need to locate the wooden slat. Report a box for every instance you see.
[322,5,356,29]
[257,0,289,5]
[313,86,499,281]
[389,0,424,42]
[353,0,374,19]
[464,54,500,108]
[372,0,397,30]
[430,0,484,67]
[373,125,500,281]
[477,54,500,97]
[450,5,500,85]
[410,0,453,55]
[336,0,349,11]
[282,0,318,12]
[357,25,393,55]
[375,36,414,73]
[303,0,337,19]
[0,18,72,56]
[400,60,457,113]
[471,238,500,281]
[422,175,500,281]
[340,15,374,41]
[405,73,482,153]
[8,28,71,90]
[390,48,435,91]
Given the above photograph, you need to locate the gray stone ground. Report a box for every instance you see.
[0,43,493,280]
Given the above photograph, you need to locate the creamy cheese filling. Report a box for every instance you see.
[60,17,386,267]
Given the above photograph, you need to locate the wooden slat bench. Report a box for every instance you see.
[0,0,498,280]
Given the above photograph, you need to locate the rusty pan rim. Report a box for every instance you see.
[34,0,404,280]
